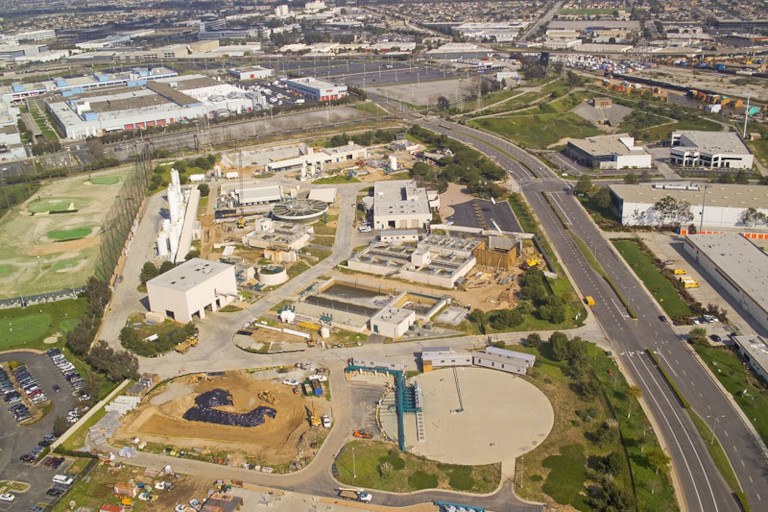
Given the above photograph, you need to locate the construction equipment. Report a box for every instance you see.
[310,403,321,427]
[175,336,199,354]
[353,430,373,439]
[188,373,211,384]
[258,391,275,404]
[237,217,246,229]
[338,489,373,502]
[307,338,316,348]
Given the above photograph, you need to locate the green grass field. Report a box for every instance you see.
[542,444,589,511]
[49,462,148,512]
[48,227,93,241]
[27,198,78,213]
[335,440,501,494]
[90,176,120,185]
[0,298,88,352]
[470,113,601,148]
[612,239,693,319]
[694,344,768,445]
[0,265,11,276]
[636,118,721,142]
[313,174,359,184]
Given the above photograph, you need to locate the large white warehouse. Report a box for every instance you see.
[609,183,768,228]
[670,130,754,170]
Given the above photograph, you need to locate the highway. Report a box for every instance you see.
[374,106,768,511]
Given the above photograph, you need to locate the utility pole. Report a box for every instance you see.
[519,457,524,488]
[699,184,709,233]
[352,446,356,479]
[743,93,751,138]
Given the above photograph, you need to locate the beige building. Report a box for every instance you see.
[147,258,238,323]
[370,306,416,338]
[372,180,438,230]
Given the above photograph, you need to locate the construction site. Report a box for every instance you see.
[112,369,332,468]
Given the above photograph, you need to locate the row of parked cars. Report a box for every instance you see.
[47,348,86,392]
[2,363,47,423]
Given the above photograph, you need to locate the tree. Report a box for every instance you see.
[185,250,201,260]
[538,296,566,324]
[598,451,626,476]
[436,95,450,111]
[625,385,643,419]
[624,172,639,184]
[647,447,671,474]
[159,260,175,274]
[735,170,750,184]
[574,175,593,196]
[639,170,652,183]
[688,327,708,346]
[593,187,612,209]
[593,421,620,447]
[550,331,569,361]
[140,262,159,284]
[53,415,69,435]
[740,207,767,226]
[653,195,693,226]
[198,183,210,197]
[526,333,541,348]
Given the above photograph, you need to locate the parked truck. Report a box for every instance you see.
[338,489,373,502]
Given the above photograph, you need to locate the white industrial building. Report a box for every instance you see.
[156,169,200,264]
[608,183,768,228]
[242,218,314,251]
[228,66,274,80]
[147,258,238,323]
[473,346,536,375]
[684,233,768,334]
[45,74,267,139]
[670,131,754,169]
[370,306,416,338]
[565,134,652,170]
[426,43,493,60]
[284,77,347,101]
[372,180,439,231]
[420,347,473,371]
[732,335,768,383]
[264,142,367,175]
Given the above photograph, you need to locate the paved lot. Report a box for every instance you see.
[0,351,77,510]
[447,198,522,232]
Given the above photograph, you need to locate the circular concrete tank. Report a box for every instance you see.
[257,265,288,286]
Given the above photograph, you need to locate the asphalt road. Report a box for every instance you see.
[0,352,76,510]
[400,113,768,512]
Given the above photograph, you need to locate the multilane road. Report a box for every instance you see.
[400,114,768,511]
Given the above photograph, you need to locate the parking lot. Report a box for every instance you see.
[0,351,79,510]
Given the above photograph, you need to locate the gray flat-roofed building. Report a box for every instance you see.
[147,258,238,323]
[373,180,435,230]
[421,347,473,371]
[733,335,768,382]
[609,183,768,227]
[370,306,416,338]
[485,346,536,367]
[683,233,768,333]
[565,133,652,170]
[472,352,528,375]
[670,130,754,169]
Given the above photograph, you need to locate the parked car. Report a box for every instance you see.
[0,493,15,502]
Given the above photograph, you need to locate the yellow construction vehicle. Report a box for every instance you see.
[309,403,321,427]
[175,336,199,354]
[258,391,276,404]
[188,373,211,384]
[237,217,246,229]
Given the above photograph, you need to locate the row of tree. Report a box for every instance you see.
[120,322,196,357]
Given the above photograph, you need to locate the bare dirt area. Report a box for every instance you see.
[113,370,331,467]
[631,65,768,102]
[367,79,464,106]
[438,182,475,221]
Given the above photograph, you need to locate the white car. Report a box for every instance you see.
[282,378,299,386]
[308,375,327,382]
[322,415,332,428]
[0,493,14,502]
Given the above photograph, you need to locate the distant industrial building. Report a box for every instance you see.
[426,43,493,60]
[370,306,416,338]
[242,218,314,251]
[371,180,439,231]
[264,142,367,175]
[670,130,754,169]
[228,66,274,80]
[284,77,347,101]
[453,22,529,42]
[147,258,238,323]
[608,183,768,227]
[348,234,479,288]
[684,233,768,333]
[565,134,652,170]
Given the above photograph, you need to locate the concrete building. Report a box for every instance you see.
[472,235,523,269]
[242,219,313,251]
[347,234,479,289]
[284,77,347,101]
[732,335,768,383]
[264,142,367,174]
[565,134,652,170]
[670,131,754,169]
[202,492,243,512]
[380,229,421,243]
[228,66,274,80]
[147,258,238,323]
[421,347,472,372]
[683,233,768,333]
[370,306,416,338]
[426,43,493,60]
[472,346,536,375]
[609,183,768,228]
[372,180,437,231]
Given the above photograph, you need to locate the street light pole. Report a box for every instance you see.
[352,446,356,479]
[707,415,725,445]
[699,184,709,233]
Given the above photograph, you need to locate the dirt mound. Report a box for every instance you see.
[194,388,232,408]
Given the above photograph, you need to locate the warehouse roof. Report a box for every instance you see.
[686,233,768,312]
[308,187,337,204]
[609,183,768,209]
[148,258,234,291]
[672,130,751,154]
[733,335,768,377]
[568,133,647,157]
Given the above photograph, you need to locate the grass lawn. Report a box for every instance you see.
[542,444,589,510]
[0,265,10,276]
[0,298,88,352]
[542,90,597,113]
[335,440,500,493]
[612,239,692,319]
[90,176,120,185]
[48,227,93,241]
[312,236,335,247]
[693,344,768,445]
[27,197,78,213]
[471,113,601,148]
[313,174,360,184]
[747,139,768,167]
[637,118,721,142]
[287,261,310,279]
[49,463,148,512]
[353,102,387,115]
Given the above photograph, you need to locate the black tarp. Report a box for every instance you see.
[184,388,277,427]
[194,388,233,408]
